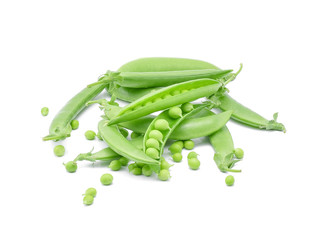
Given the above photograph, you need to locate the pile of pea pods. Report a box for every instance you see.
[42,57,285,205]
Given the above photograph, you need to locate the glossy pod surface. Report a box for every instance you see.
[108,78,222,125]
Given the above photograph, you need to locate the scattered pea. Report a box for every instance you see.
[136,163,145,168]
[149,130,163,142]
[142,165,152,177]
[119,157,129,166]
[85,188,97,197]
[64,161,77,173]
[225,175,235,186]
[168,106,182,119]
[131,132,140,139]
[234,148,244,159]
[145,148,159,159]
[169,143,182,154]
[188,158,200,170]
[108,160,122,171]
[119,128,129,138]
[100,173,113,185]
[128,163,138,172]
[172,152,183,162]
[184,140,195,150]
[154,119,170,131]
[158,169,170,181]
[174,141,184,149]
[70,119,79,130]
[181,103,194,113]
[54,145,65,157]
[160,158,173,170]
[83,195,94,205]
[85,130,96,140]
[146,138,160,149]
[187,151,198,159]
[131,167,142,175]
[41,107,49,116]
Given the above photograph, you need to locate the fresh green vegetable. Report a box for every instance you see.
[100,173,113,185]
[41,107,49,116]
[97,132,103,140]
[158,169,170,181]
[172,152,183,162]
[84,188,97,197]
[119,128,129,138]
[64,161,77,173]
[154,119,170,131]
[188,158,200,170]
[169,143,182,154]
[187,151,198,159]
[145,148,159,159]
[70,119,79,130]
[234,148,244,159]
[128,163,138,172]
[83,195,94,205]
[168,106,182,119]
[145,138,160,149]
[160,158,173,170]
[54,145,65,157]
[225,175,235,186]
[184,140,195,150]
[149,130,163,142]
[131,167,142,175]
[85,130,96,140]
[108,160,122,171]
[181,103,193,113]
[131,131,140,139]
[119,157,129,166]
[142,165,152,177]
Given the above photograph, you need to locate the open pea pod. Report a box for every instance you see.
[143,105,206,158]
[108,78,222,125]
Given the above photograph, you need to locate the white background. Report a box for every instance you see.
[1,0,326,239]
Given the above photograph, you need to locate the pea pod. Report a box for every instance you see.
[98,120,160,172]
[210,126,241,173]
[143,105,206,157]
[43,85,105,141]
[108,78,223,125]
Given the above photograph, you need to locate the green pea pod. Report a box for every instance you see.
[118,57,220,72]
[113,86,157,102]
[143,105,206,157]
[43,85,105,141]
[108,78,223,125]
[217,93,286,132]
[98,120,160,172]
[210,126,241,173]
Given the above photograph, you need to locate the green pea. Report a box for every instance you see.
[225,175,235,186]
[146,138,160,149]
[64,161,77,173]
[83,195,94,205]
[108,160,122,171]
[168,106,182,119]
[187,151,198,159]
[119,128,129,138]
[145,148,159,159]
[136,163,145,168]
[174,141,184,149]
[184,140,195,150]
[181,103,194,113]
[149,130,163,142]
[70,119,79,130]
[172,152,183,162]
[54,145,65,157]
[160,158,173,170]
[131,132,140,139]
[154,119,170,131]
[142,165,152,177]
[188,158,200,170]
[97,132,103,141]
[85,188,97,197]
[119,157,129,166]
[85,130,96,140]
[158,169,170,181]
[131,167,142,175]
[234,148,244,159]
[41,107,49,116]
[100,173,113,185]
[128,163,138,172]
[169,143,182,154]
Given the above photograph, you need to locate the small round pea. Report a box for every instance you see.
[70,119,79,130]
[108,160,122,171]
[145,148,159,159]
[169,143,182,154]
[154,119,170,131]
[234,148,244,159]
[54,145,65,157]
[172,152,183,162]
[174,140,184,149]
[136,162,145,168]
[83,195,94,205]
[181,103,194,113]
[41,107,49,116]
[225,175,235,186]
[119,128,129,138]
[158,169,170,181]
[142,165,152,177]
[184,140,195,150]
[149,130,163,142]
[128,163,138,172]
[119,157,129,166]
[85,130,96,140]
[100,173,113,185]
[168,106,182,119]
[146,138,160,149]
[160,158,173,170]
[85,188,97,197]
[187,151,198,159]
[131,132,140,139]
[64,161,77,173]
[131,167,142,175]
[188,158,200,170]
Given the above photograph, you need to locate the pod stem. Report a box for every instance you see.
[42,133,71,141]
[73,148,95,162]
[224,63,243,85]
[266,112,286,132]
[87,70,122,88]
